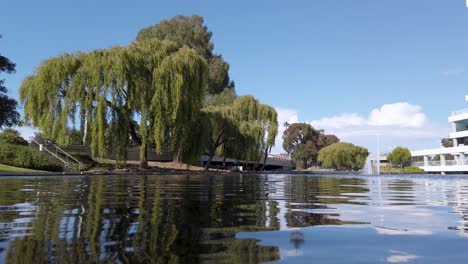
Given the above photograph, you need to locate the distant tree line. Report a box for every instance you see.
[282,123,369,170]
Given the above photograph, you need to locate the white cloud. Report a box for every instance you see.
[272,108,299,154]
[368,103,426,127]
[442,67,465,76]
[13,126,38,141]
[310,102,427,129]
[271,102,449,154]
[310,113,365,129]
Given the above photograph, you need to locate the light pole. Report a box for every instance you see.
[376,134,381,175]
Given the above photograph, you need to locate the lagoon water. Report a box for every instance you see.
[0,174,468,263]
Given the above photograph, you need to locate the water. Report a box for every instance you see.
[0,174,467,263]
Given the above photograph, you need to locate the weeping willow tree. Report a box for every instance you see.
[20,39,207,166]
[202,95,278,170]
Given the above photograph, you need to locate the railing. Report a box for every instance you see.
[412,161,425,167]
[451,108,468,116]
[49,143,82,166]
[412,159,468,167]
[30,139,83,171]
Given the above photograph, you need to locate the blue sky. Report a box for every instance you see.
[2,0,468,153]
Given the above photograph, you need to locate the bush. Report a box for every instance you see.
[318,142,369,170]
[0,128,28,146]
[401,166,425,174]
[387,146,411,168]
[0,144,63,171]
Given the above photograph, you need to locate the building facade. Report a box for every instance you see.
[411,95,468,174]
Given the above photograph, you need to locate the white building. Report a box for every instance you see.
[411,95,468,174]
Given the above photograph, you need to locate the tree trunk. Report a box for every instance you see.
[173,148,182,164]
[205,154,213,171]
[82,118,88,145]
[140,144,148,168]
[261,147,269,171]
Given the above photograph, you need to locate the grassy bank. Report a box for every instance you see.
[380,166,425,174]
[0,144,63,172]
[0,164,47,173]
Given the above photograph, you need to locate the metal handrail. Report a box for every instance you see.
[30,140,67,165]
[30,139,83,171]
[49,143,81,165]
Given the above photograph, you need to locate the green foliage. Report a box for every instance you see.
[0,42,20,128]
[401,166,425,174]
[282,123,339,168]
[19,16,278,168]
[20,39,207,165]
[137,15,234,95]
[204,88,237,107]
[201,95,278,169]
[0,144,63,171]
[318,142,369,170]
[387,146,412,168]
[0,128,28,146]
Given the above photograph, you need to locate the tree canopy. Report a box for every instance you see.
[0,40,20,128]
[317,142,369,171]
[387,146,412,168]
[19,16,279,169]
[137,15,234,95]
[0,128,28,146]
[20,40,208,165]
[201,95,278,170]
[282,123,339,168]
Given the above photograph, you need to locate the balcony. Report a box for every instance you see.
[412,160,462,167]
[449,130,468,139]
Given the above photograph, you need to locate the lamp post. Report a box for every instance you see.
[377,134,381,175]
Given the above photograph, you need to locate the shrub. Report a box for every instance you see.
[318,142,369,170]
[0,128,28,146]
[401,166,425,174]
[387,146,412,168]
[0,144,63,171]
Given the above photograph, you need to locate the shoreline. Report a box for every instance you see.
[1,169,459,177]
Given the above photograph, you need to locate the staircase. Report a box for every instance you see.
[30,139,83,172]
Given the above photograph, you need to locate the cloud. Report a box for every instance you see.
[310,102,427,129]
[310,113,365,129]
[272,108,299,154]
[14,126,38,141]
[368,103,426,127]
[442,68,465,76]
[271,102,449,154]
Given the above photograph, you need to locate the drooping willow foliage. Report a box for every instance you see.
[20,39,278,168]
[20,40,207,165]
[202,95,278,169]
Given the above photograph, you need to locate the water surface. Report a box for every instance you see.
[0,174,467,263]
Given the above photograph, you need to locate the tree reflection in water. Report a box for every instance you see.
[0,175,368,263]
